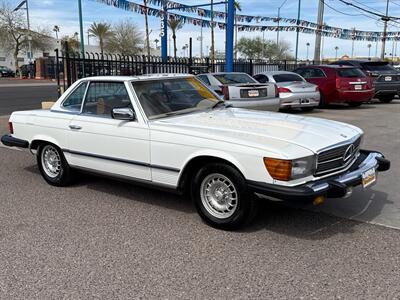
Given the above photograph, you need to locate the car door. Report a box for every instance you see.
[66,80,151,181]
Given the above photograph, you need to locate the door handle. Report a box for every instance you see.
[69,124,82,130]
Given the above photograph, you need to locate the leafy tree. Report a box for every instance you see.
[236,37,293,60]
[88,22,113,54]
[167,19,183,58]
[105,20,143,56]
[0,1,52,74]
[61,34,80,56]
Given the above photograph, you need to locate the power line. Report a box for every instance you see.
[336,0,397,19]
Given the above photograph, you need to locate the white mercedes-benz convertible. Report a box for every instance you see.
[1,74,390,229]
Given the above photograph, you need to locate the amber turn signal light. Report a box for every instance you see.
[264,158,292,181]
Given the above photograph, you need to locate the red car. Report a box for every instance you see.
[294,65,374,107]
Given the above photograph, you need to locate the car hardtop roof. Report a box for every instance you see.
[257,70,301,75]
[80,73,194,82]
[297,64,357,69]
[209,72,250,75]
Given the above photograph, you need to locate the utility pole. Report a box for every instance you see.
[226,0,234,72]
[313,0,324,63]
[25,0,32,64]
[78,0,85,57]
[294,0,301,63]
[277,0,288,46]
[381,0,390,60]
[351,27,356,58]
[144,0,151,57]
[210,0,215,62]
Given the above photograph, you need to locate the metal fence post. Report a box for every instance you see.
[55,48,61,97]
[64,42,71,88]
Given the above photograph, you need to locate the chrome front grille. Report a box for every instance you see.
[315,137,362,176]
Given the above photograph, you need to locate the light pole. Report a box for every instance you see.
[306,42,310,61]
[351,27,356,58]
[381,0,390,60]
[294,0,302,63]
[367,43,372,59]
[14,0,32,64]
[78,0,85,57]
[277,0,288,45]
[335,46,339,60]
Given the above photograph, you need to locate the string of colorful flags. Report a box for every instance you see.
[92,0,400,41]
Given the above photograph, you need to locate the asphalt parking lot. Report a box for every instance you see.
[0,100,399,298]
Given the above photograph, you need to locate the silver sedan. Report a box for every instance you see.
[253,71,320,111]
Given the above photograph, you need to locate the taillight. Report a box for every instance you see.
[8,122,13,134]
[278,87,292,93]
[220,85,230,100]
[336,77,341,89]
[274,84,279,97]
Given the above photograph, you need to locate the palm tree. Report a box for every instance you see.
[88,22,113,54]
[335,46,339,59]
[167,19,183,58]
[53,25,60,40]
[234,1,242,60]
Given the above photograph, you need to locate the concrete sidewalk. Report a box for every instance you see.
[0,78,56,87]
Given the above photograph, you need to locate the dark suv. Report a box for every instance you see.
[330,60,400,103]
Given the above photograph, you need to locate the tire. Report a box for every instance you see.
[37,143,73,186]
[348,102,363,107]
[191,163,257,230]
[300,107,315,112]
[378,95,394,103]
[318,94,325,108]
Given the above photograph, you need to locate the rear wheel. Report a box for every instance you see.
[37,143,73,186]
[191,163,257,230]
[348,102,363,107]
[300,107,315,112]
[378,95,394,103]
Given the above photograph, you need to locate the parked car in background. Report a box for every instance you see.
[0,66,15,77]
[1,74,390,229]
[253,71,320,112]
[197,72,280,111]
[330,60,400,103]
[294,65,374,107]
[16,64,35,78]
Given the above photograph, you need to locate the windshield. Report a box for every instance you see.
[337,68,365,78]
[132,77,220,120]
[214,73,257,84]
[361,62,396,72]
[273,73,304,82]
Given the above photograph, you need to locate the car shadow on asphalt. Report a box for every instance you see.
[244,188,392,239]
[24,164,393,238]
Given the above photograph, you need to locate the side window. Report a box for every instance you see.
[62,82,88,111]
[294,69,305,77]
[197,75,211,85]
[311,68,326,78]
[254,75,268,83]
[82,82,132,117]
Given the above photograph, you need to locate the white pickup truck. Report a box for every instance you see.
[1,74,390,229]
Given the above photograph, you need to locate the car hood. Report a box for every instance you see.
[151,108,363,158]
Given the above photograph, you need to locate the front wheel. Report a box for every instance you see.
[300,107,315,112]
[37,143,73,186]
[348,102,363,107]
[192,163,257,230]
[378,95,394,103]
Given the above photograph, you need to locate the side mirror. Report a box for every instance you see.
[112,107,136,121]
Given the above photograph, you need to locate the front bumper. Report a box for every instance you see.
[247,150,390,202]
[1,135,29,148]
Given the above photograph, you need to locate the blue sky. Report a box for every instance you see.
[10,0,400,59]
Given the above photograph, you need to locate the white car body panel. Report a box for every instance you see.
[7,75,365,190]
